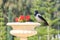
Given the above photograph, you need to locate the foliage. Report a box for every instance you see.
[28,35,38,40]
[30,0,60,40]
[0,9,6,40]
[1,0,60,40]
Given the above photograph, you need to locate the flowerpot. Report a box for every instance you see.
[7,22,40,30]
[7,22,40,40]
[10,30,37,37]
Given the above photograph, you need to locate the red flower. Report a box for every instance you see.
[25,15,30,21]
[15,15,30,22]
[15,17,19,22]
[19,15,25,20]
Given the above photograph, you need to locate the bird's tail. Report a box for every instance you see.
[44,21,49,26]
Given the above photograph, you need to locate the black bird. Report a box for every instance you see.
[34,10,48,26]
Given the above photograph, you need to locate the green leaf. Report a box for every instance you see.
[51,18,59,26]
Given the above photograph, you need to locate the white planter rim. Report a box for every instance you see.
[7,22,40,26]
[10,30,37,34]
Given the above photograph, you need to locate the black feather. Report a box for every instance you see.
[34,10,38,16]
[38,15,48,25]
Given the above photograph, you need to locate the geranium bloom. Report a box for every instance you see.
[25,15,30,21]
[15,15,30,22]
[19,15,25,20]
[15,17,19,22]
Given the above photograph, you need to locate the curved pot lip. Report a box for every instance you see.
[10,30,37,34]
[7,22,41,26]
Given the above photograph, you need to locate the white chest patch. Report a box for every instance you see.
[35,14,43,22]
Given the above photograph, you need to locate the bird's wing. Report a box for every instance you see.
[38,15,45,21]
[38,15,48,25]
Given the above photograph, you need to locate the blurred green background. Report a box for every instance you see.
[0,0,60,40]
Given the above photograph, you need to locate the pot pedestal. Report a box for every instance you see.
[7,22,40,40]
[20,38,27,40]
